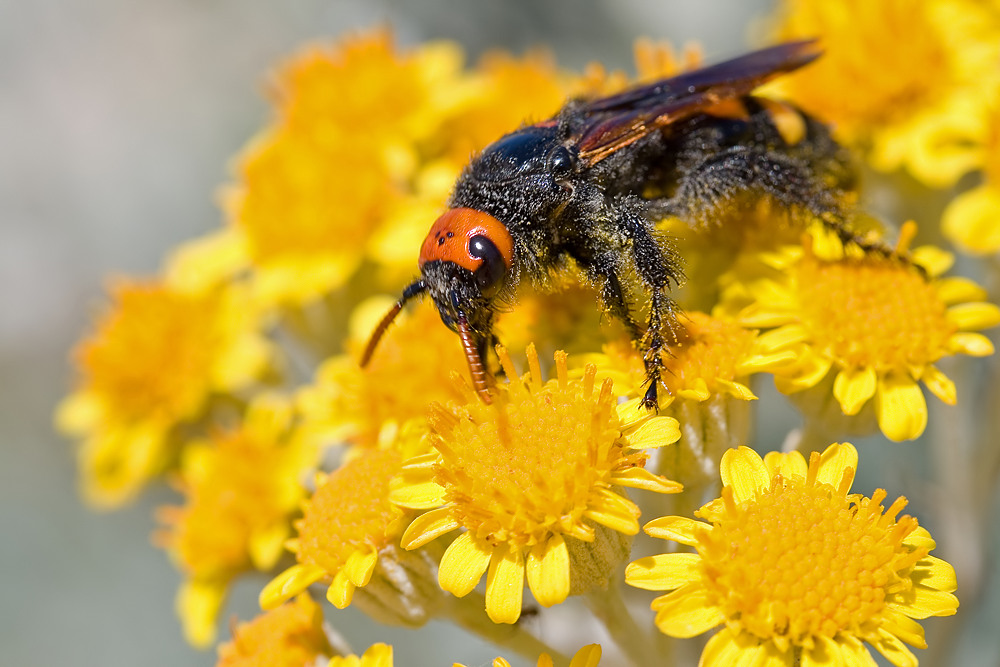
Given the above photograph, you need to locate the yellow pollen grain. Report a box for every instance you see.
[663,313,755,393]
[701,477,916,642]
[795,256,953,370]
[433,365,625,548]
[295,449,401,573]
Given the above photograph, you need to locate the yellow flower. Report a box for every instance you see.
[583,312,793,405]
[438,50,572,165]
[772,0,1000,186]
[260,430,435,625]
[154,397,313,647]
[224,29,464,306]
[627,443,959,667]
[216,594,331,667]
[56,278,270,507]
[942,95,1000,254]
[270,29,462,169]
[296,297,470,449]
[391,345,682,624]
[738,228,1000,441]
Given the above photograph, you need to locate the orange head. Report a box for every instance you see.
[419,208,514,297]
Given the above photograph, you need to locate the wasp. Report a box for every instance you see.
[361,40,858,409]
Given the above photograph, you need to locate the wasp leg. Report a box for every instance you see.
[651,144,902,260]
[612,196,683,410]
[592,259,642,340]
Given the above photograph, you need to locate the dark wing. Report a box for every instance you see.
[575,40,820,166]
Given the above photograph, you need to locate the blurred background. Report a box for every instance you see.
[7,1,995,666]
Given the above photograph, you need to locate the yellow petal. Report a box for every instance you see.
[678,377,711,401]
[259,563,325,610]
[836,635,879,667]
[399,507,460,549]
[625,416,681,448]
[947,331,995,356]
[700,628,754,667]
[439,531,491,597]
[177,579,225,648]
[716,378,757,400]
[910,244,954,277]
[389,480,446,509]
[888,584,959,619]
[870,627,917,667]
[584,488,640,535]
[903,526,936,550]
[911,555,957,592]
[720,446,769,503]
[485,547,525,624]
[568,644,602,667]
[934,276,987,305]
[756,324,810,352]
[526,536,570,607]
[801,635,842,667]
[814,442,858,490]
[881,608,927,649]
[249,521,290,570]
[651,583,726,638]
[643,516,707,546]
[343,547,378,587]
[611,467,683,494]
[833,367,877,415]
[625,553,701,591]
[947,302,1000,331]
[326,568,356,609]
[875,375,927,441]
[941,185,1000,254]
[775,350,832,393]
[762,450,807,480]
[921,365,956,405]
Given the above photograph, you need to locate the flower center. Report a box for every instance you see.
[663,313,756,393]
[795,255,953,370]
[295,449,401,572]
[431,359,628,549]
[701,477,918,642]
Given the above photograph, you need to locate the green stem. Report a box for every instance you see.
[442,592,568,665]
[585,582,663,667]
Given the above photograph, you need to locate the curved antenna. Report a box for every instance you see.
[359,280,426,367]
[456,315,493,405]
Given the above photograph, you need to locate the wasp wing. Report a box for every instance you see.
[575,40,820,166]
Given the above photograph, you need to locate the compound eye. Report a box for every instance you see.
[546,145,575,177]
[469,234,507,298]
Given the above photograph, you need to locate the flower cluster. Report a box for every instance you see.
[58,11,1000,667]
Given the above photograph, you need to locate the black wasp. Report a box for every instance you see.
[362,40,856,409]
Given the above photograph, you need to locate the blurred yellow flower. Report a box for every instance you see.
[772,0,1000,186]
[942,94,1000,254]
[216,594,331,667]
[627,443,959,667]
[56,279,270,507]
[223,29,466,306]
[155,397,313,646]
[295,297,469,450]
[738,228,999,440]
[391,345,681,624]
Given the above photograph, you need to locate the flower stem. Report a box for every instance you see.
[442,592,568,665]
[585,582,663,667]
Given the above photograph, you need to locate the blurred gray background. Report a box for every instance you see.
[17,1,977,665]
